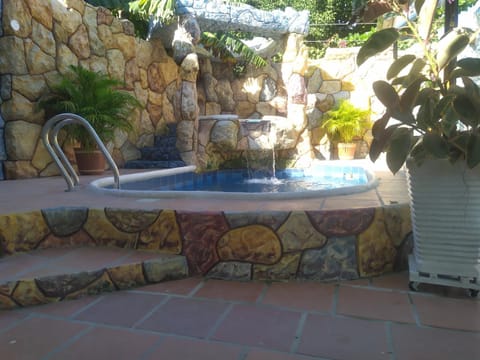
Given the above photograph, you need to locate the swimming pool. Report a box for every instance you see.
[89,161,378,200]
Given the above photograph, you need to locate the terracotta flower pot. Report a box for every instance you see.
[74,149,106,175]
[337,142,357,160]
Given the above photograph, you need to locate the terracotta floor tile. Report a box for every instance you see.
[0,316,88,360]
[261,282,334,312]
[246,349,318,360]
[137,277,203,295]
[194,279,265,302]
[370,272,410,291]
[0,310,28,330]
[137,297,230,338]
[337,278,370,287]
[146,336,241,360]
[337,286,415,323]
[27,296,99,318]
[297,314,390,360]
[412,294,480,331]
[212,304,301,352]
[53,247,132,272]
[74,292,164,327]
[18,264,76,279]
[391,323,480,360]
[50,326,161,360]
[114,250,167,265]
[0,253,49,281]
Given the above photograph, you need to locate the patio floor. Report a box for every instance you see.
[0,166,479,359]
[0,273,478,360]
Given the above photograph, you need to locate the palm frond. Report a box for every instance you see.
[201,32,267,68]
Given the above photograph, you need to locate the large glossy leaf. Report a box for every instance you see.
[467,133,480,168]
[410,138,427,165]
[369,123,399,162]
[386,127,413,174]
[450,58,480,79]
[373,80,400,109]
[453,94,479,127]
[401,59,427,88]
[422,132,449,158]
[357,28,399,66]
[371,112,390,138]
[387,55,416,80]
[417,0,439,40]
[436,30,470,71]
[400,78,424,112]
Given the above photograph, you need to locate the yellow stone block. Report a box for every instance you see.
[12,280,54,307]
[357,208,397,277]
[0,211,50,253]
[108,263,146,290]
[277,212,326,252]
[217,225,281,264]
[138,210,182,253]
[84,209,137,248]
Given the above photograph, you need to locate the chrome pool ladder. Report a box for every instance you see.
[41,113,120,191]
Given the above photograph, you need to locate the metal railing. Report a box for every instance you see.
[41,113,120,191]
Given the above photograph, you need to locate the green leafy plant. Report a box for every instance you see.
[322,100,372,143]
[40,65,141,151]
[357,0,480,173]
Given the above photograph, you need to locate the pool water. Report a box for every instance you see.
[115,166,370,193]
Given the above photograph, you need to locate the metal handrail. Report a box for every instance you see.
[42,113,120,191]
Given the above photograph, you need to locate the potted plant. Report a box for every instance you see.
[40,65,141,174]
[322,99,372,160]
[357,0,480,295]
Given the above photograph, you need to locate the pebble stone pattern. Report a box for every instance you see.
[0,204,412,308]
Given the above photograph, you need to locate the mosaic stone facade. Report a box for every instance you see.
[0,204,412,283]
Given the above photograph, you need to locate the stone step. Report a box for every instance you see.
[0,247,188,309]
[140,146,183,161]
[124,160,186,169]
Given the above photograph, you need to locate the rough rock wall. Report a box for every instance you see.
[0,0,179,179]
[196,45,372,165]
[0,0,5,180]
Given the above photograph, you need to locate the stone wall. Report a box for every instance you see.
[0,204,412,284]
[0,0,179,179]
[0,0,388,180]
[195,45,377,168]
[0,0,5,180]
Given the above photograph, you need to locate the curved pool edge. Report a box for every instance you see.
[88,160,379,200]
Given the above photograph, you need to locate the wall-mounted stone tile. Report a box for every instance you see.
[12,280,52,307]
[307,208,375,237]
[42,207,88,236]
[105,208,158,233]
[207,261,252,281]
[217,225,281,265]
[298,236,358,281]
[225,211,289,230]
[383,205,412,247]
[28,0,53,30]
[253,252,301,281]
[37,229,94,250]
[108,263,146,290]
[177,212,228,274]
[64,271,115,300]
[277,211,326,252]
[83,209,137,248]
[0,211,50,253]
[0,291,17,309]
[138,210,182,253]
[143,256,188,283]
[357,209,397,277]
